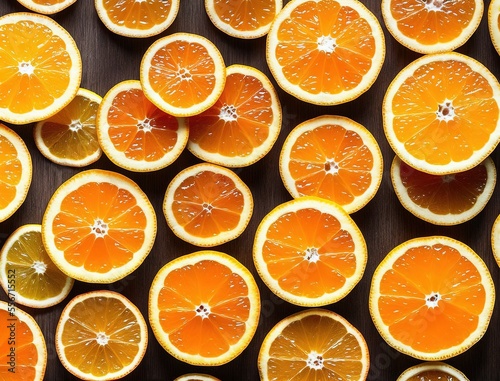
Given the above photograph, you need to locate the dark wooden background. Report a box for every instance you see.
[1,0,500,380]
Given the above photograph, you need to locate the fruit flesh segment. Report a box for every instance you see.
[263,208,357,298]
[288,124,374,205]
[60,296,142,377]
[172,171,245,238]
[214,0,277,31]
[275,0,376,94]
[157,260,251,357]
[0,19,72,114]
[266,314,364,380]
[390,0,476,45]
[106,87,180,161]
[102,0,173,30]
[0,134,21,210]
[406,370,460,381]
[399,160,488,215]
[391,59,498,165]
[148,41,217,108]
[189,72,273,157]
[52,182,147,273]
[378,244,485,353]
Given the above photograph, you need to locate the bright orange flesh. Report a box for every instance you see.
[391,59,498,166]
[274,0,377,94]
[189,71,274,157]
[389,0,477,45]
[406,370,460,381]
[100,0,173,30]
[0,134,22,210]
[52,182,147,273]
[213,0,277,32]
[287,124,375,205]
[157,259,251,358]
[171,171,245,238]
[378,243,486,353]
[105,87,181,161]
[262,208,357,298]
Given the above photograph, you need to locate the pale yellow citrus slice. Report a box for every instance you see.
[174,375,220,381]
[490,213,500,267]
[397,361,470,381]
[16,0,78,14]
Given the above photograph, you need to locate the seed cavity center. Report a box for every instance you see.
[306,352,324,370]
[178,68,192,81]
[32,261,47,275]
[425,292,441,308]
[195,304,211,319]
[92,219,108,237]
[138,118,153,132]
[19,61,34,75]
[69,120,83,132]
[436,100,455,121]
[317,36,337,53]
[219,104,238,122]
[96,332,110,345]
[324,160,339,175]
[421,0,449,11]
[304,248,320,263]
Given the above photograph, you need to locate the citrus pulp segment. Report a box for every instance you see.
[97,80,189,172]
[279,115,383,214]
[396,361,470,381]
[188,64,282,167]
[205,0,283,39]
[258,308,370,381]
[0,123,32,222]
[163,163,253,247]
[0,224,74,308]
[55,290,148,380]
[140,32,226,117]
[383,52,500,175]
[253,196,367,306]
[34,88,102,167]
[266,0,385,105]
[369,236,495,360]
[0,12,82,125]
[391,156,496,225]
[381,0,484,54]
[41,169,157,283]
[16,0,77,14]
[148,250,261,366]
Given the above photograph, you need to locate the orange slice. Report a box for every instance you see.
[397,362,470,381]
[490,213,500,267]
[391,156,496,225]
[41,169,157,283]
[0,123,32,223]
[140,32,226,117]
[383,52,500,175]
[369,236,495,360]
[163,163,253,247]
[0,12,82,125]
[253,196,367,307]
[174,375,220,381]
[55,290,148,380]
[149,250,261,365]
[205,0,282,39]
[16,0,77,14]
[0,224,73,308]
[258,308,370,381]
[381,0,483,54]
[97,80,189,172]
[488,0,500,55]
[34,88,102,167]
[0,301,47,380]
[279,115,383,214]
[266,0,385,105]
[188,64,282,167]
[94,0,180,38]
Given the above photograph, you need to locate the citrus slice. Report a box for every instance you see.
[205,0,282,39]
[163,163,253,247]
[34,88,102,167]
[149,250,261,366]
[369,236,495,360]
[0,224,74,308]
[0,301,47,380]
[490,213,500,267]
[253,196,367,307]
[381,0,483,54]
[266,0,385,105]
[16,0,77,14]
[55,290,148,380]
[95,0,179,38]
[489,0,500,55]
[391,156,496,225]
[97,80,189,172]
[0,12,82,125]
[140,32,226,117]
[383,51,500,175]
[397,362,470,381]
[41,169,157,283]
[174,375,220,381]
[258,308,370,381]
[188,64,281,167]
[279,115,383,214]
[0,123,32,223]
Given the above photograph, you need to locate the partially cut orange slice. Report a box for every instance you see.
[397,362,470,381]
[16,0,77,14]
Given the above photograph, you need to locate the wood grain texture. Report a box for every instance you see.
[1,0,499,380]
